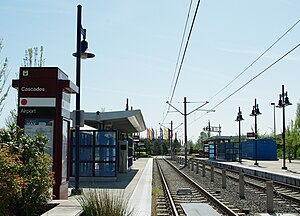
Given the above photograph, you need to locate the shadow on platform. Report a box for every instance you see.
[68,169,138,189]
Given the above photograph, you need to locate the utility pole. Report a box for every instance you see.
[167,97,213,167]
[170,120,173,156]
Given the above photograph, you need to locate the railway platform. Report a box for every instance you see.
[194,157,300,186]
[43,158,153,216]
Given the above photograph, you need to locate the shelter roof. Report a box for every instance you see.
[72,109,146,133]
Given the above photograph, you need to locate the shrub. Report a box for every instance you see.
[78,189,133,216]
[0,126,54,216]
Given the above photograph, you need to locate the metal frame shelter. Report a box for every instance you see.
[205,136,240,162]
[69,109,146,181]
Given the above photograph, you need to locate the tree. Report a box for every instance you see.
[0,39,10,116]
[286,103,300,160]
[172,137,181,154]
[195,131,208,150]
[5,109,17,130]
[23,46,45,67]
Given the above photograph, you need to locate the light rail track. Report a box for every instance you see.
[174,156,300,214]
[155,158,239,216]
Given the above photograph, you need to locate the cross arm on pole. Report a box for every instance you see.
[166,101,184,115]
[187,101,211,115]
[173,122,183,131]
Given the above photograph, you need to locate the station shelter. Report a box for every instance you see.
[69,110,146,181]
[205,136,277,162]
[205,136,239,161]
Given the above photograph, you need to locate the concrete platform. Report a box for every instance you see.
[195,157,300,186]
[42,158,153,216]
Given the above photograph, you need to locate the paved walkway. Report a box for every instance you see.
[42,158,153,216]
[216,158,300,179]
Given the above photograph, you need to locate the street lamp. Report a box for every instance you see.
[276,85,292,170]
[72,5,95,195]
[235,106,244,163]
[250,98,261,166]
[271,102,276,139]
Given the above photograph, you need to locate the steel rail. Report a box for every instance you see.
[164,159,238,216]
[156,159,179,216]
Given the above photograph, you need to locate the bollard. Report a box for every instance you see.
[196,161,199,174]
[266,181,274,213]
[202,163,206,177]
[239,172,245,199]
[191,159,194,171]
[222,169,226,189]
[187,159,190,169]
[210,165,214,182]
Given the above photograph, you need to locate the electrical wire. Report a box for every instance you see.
[169,0,202,104]
[161,0,193,124]
[208,19,300,102]
[189,43,300,125]
[161,0,202,124]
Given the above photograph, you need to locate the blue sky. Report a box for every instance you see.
[0,1,300,142]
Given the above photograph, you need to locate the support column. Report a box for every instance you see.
[202,163,206,177]
[266,181,274,213]
[222,169,226,189]
[239,172,245,199]
[210,165,214,182]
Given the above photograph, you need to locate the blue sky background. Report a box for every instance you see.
[0,0,300,142]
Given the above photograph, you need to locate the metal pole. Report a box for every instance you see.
[238,108,242,163]
[282,85,287,169]
[254,99,258,166]
[75,4,82,193]
[170,120,173,156]
[273,104,276,139]
[184,97,187,167]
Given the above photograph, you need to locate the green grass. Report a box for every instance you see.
[152,187,163,196]
[77,189,133,216]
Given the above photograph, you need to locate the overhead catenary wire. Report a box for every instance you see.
[161,0,194,124]
[208,19,300,102]
[161,0,202,125]
[168,0,202,104]
[189,43,300,125]
[188,18,300,126]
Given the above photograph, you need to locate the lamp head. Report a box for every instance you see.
[255,104,262,115]
[277,99,283,108]
[250,106,255,116]
[284,96,292,106]
[235,115,244,122]
[72,40,95,59]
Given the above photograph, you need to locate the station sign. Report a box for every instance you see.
[247,132,255,139]
[12,67,78,200]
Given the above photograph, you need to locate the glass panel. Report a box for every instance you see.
[80,131,93,145]
[96,131,116,145]
[71,147,75,161]
[80,162,93,176]
[95,147,116,161]
[80,146,93,161]
[95,162,116,177]
[62,120,68,182]
[71,162,75,176]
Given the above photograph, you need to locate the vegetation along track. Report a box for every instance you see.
[154,158,239,216]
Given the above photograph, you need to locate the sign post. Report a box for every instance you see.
[12,67,78,199]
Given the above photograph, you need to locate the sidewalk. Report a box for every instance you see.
[42,158,153,216]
